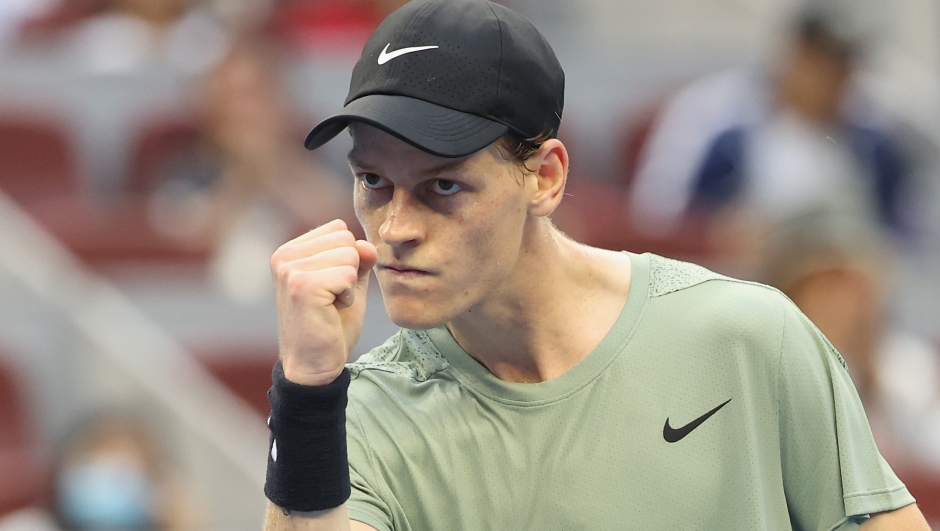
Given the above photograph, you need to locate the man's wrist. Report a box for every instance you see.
[281,361,346,387]
[265,360,351,512]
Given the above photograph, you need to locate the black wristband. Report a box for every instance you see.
[264,360,351,512]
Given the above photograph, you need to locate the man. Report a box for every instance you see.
[263,0,930,529]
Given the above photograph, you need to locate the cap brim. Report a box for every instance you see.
[304,94,508,158]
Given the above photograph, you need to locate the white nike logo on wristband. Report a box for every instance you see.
[378,43,439,65]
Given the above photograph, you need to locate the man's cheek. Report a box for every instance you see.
[356,209,382,241]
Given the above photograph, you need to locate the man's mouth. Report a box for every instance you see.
[377,263,432,277]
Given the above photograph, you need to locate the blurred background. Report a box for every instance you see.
[0,0,938,529]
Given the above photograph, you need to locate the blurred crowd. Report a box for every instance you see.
[0,409,198,531]
[627,3,940,475]
[0,0,939,528]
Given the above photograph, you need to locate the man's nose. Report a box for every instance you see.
[378,188,424,247]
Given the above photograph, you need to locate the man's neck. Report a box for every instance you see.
[445,224,632,383]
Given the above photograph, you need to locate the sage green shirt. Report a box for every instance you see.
[344,253,913,530]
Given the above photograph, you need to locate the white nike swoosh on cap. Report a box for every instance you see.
[377,43,439,65]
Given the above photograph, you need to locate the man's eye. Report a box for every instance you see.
[431,179,461,196]
[361,173,386,189]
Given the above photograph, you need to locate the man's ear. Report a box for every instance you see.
[526,139,568,218]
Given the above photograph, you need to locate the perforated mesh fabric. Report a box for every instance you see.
[648,254,726,297]
[348,329,449,382]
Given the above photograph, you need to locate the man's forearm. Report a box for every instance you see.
[859,504,931,531]
[264,502,353,531]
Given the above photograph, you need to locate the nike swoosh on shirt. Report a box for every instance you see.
[377,43,439,65]
[663,398,732,443]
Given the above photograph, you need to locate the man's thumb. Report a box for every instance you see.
[355,240,378,285]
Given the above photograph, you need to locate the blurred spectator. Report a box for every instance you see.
[0,410,199,531]
[629,2,925,271]
[60,0,230,74]
[761,210,940,474]
[146,39,356,302]
[0,0,59,52]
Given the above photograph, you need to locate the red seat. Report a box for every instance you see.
[127,121,201,195]
[0,116,80,205]
[0,355,46,515]
[197,350,278,417]
[25,194,212,266]
[551,93,720,264]
[17,0,107,44]
[0,115,210,267]
[552,176,713,263]
[898,471,940,524]
[615,103,663,189]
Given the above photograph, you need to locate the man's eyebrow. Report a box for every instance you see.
[347,153,466,176]
[346,152,371,169]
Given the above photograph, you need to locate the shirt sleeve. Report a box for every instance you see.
[346,398,395,531]
[777,301,915,531]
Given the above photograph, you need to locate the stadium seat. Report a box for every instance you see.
[197,349,278,418]
[550,94,720,265]
[614,101,665,190]
[16,0,107,45]
[898,471,940,524]
[552,175,713,263]
[25,195,212,266]
[0,116,80,205]
[0,115,210,267]
[0,354,46,515]
[127,120,201,195]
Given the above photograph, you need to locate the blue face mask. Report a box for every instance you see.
[57,459,157,530]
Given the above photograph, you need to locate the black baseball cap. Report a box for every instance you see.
[304,0,565,158]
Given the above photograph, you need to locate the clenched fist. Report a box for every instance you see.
[271,219,378,386]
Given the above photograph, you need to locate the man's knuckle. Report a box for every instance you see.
[340,246,360,264]
[338,230,356,247]
[271,257,288,278]
[270,249,285,270]
[285,270,306,292]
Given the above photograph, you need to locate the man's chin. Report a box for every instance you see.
[386,312,447,331]
[382,299,450,331]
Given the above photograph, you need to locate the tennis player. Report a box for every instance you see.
[263,1,930,529]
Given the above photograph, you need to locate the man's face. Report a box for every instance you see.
[779,41,852,123]
[348,124,533,330]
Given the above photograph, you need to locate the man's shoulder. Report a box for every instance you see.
[347,328,450,383]
[647,253,775,297]
[646,253,728,298]
[644,253,794,330]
